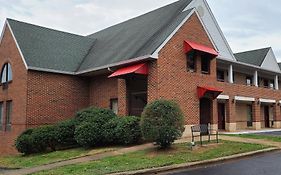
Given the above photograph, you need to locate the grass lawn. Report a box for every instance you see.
[33,140,269,175]
[0,147,118,169]
[228,134,281,142]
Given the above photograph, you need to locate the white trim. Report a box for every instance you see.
[151,9,196,58]
[0,22,7,45]
[28,67,75,75]
[6,20,28,70]
[217,57,281,75]
[202,0,236,60]
[193,10,218,52]
[217,95,229,100]
[77,55,154,75]
[259,98,276,104]
[234,96,255,102]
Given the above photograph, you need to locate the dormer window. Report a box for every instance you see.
[186,51,196,72]
[1,63,12,84]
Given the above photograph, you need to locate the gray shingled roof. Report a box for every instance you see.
[6,0,193,74]
[79,0,193,72]
[7,19,96,73]
[234,47,271,66]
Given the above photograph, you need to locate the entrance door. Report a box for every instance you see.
[247,105,253,127]
[127,76,148,116]
[264,106,270,128]
[218,103,225,130]
[200,98,211,125]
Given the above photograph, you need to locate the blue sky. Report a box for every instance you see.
[1,0,281,60]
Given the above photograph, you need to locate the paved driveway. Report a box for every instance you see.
[255,131,281,137]
[163,151,281,175]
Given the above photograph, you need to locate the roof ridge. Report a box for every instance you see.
[7,18,90,39]
[75,38,97,72]
[234,47,271,55]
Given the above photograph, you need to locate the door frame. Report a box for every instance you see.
[217,103,226,130]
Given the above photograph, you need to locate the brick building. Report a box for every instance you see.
[1,0,281,154]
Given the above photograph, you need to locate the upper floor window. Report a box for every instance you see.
[217,70,225,82]
[201,54,210,74]
[246,76,253,86]
[186,51,196,72]
[1,63,12,84]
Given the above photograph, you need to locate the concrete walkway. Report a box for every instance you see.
[2,135,281,175]
[1,143,154,175]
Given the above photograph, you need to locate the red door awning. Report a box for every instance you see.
[184,40,218,58]
[197,86,223,99]
[108,63,148,78]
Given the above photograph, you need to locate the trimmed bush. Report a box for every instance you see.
[115,116,142,145]
[55,119,77,147]
[31,125,58,151]
[74,122,102,147]
[15,128,36,154]
[141,99,184,148]
[103,117,119,144]
[75,107,117,125]
[74,107,118,147]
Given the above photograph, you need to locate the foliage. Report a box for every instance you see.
[141,99,184,148]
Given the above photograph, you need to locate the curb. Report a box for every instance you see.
[109,147,278,175]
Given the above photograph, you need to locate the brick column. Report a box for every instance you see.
[210,99,218,130]
[147,61,158,104]
[225,98,236,132]
[196,54,201,73]
[252,101,261,130]
[117,79,128,116]
[273,104,281,128]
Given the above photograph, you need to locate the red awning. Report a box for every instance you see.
[184,40,218,58]
[108,63,148,78]
[197,86,223,99]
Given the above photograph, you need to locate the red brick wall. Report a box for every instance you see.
[149,12,281,126]
[26,71,89,127]
[0,26,28,155]
[149,13,217,125]
[89,75,118,109]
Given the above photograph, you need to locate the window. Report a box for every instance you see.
[246,76,253,86]
[263,79,269,88]
[217,70,225,82]
[201,55,210,74]
[1,63,12,84]
[186,51,196,72]
[110,99,118,115]
[5,101,12,131]
[0,102,3,131]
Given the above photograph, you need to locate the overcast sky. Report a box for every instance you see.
[1,0,281,60]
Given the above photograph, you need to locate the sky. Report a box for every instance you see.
[0,0,281,60]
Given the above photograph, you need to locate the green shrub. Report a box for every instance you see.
[75,107,117,125]
[31,125,58,151]
[141,99,184,148]
[74,122,102,147]
[103,117,119,144]
[15,128,36,154]
[116,116,142,145]
[55,119,77,147]
[74,107,118,147]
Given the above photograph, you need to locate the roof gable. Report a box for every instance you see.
[234,47,270,66]
[7,19,95,73]
[183,0,236,61]
[261,48,281,72]
[78,0,193,72]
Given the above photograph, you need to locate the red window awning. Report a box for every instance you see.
[197,86,223,99]
[184,40,218,58]
[108,63,148,78]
